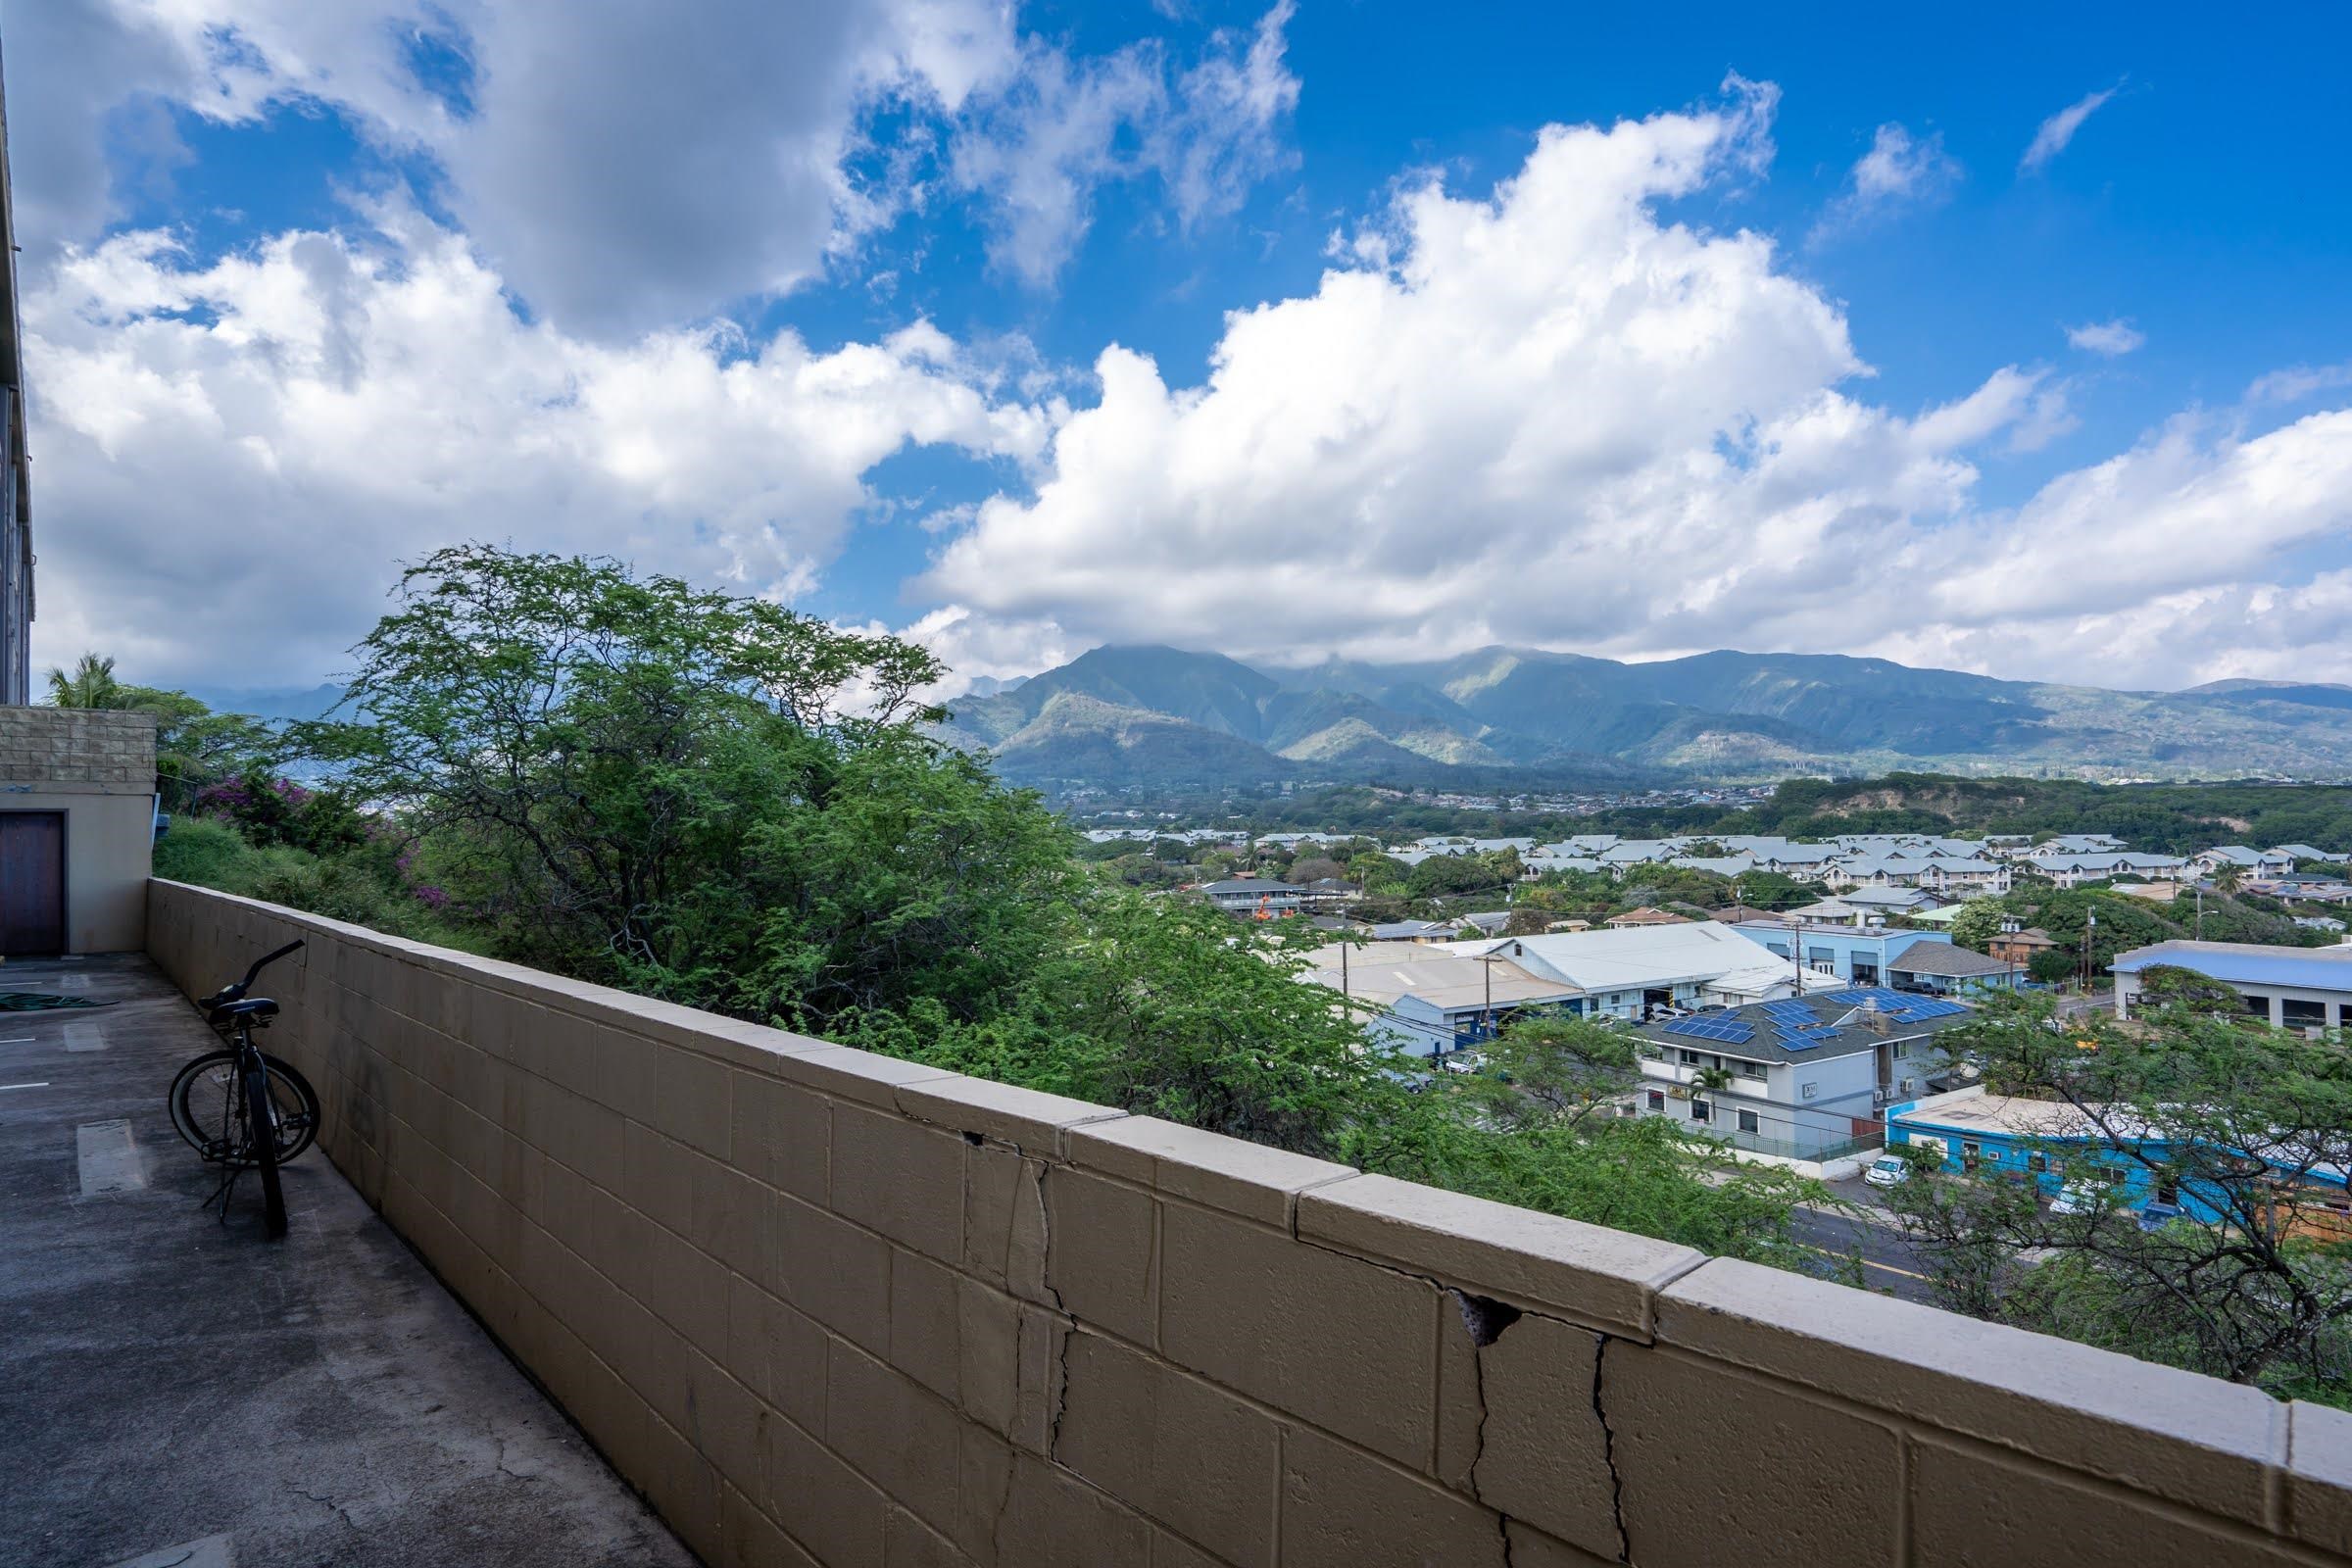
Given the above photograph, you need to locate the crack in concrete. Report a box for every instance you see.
[1589,1334,1631,1565]
[291,1484,364,1533]
[1448,1289,1521,1501]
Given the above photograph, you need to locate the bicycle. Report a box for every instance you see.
[168,940,321,1239]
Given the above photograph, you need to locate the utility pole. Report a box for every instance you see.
[2194,885,2204,942]
[2082,906,2097,992]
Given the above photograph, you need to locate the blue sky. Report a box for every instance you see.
[12,0,2352,694]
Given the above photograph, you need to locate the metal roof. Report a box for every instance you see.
[2111,941,2352,992]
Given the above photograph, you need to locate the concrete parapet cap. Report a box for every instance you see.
[1298,1173,1705,1339]
[1657,1257,2286,1529]
[1067,1116,1356,1230]
[772,1043,961,1110]
[2286,1399,2352,1556]
[891,1074,1128,1156]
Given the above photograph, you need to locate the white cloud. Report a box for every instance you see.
[2248,362,2352,405]
[919,87,2352,690]
[14,0,1296,331]
[2021,83,2120,173]
[1811,122,1959,240]
[2066,318,2144,356]
[24,218,1046,684]
[949,2,1300,286]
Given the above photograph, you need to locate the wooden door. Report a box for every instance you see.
[0,811,66,956]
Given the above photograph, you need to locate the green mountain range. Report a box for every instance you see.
[936,645,2352,787]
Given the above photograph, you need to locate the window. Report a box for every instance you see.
[1690,1101,1710,1124]
[1800,1082,1819,1101]
[1737,1109,1759,1134]
[1680,1049,1702,1065]
[1961,1140,1982,1173]
[2104,1168,2128,1187]
[1737,1060,1766,1080]
[2241,993,2271,1017]
[1891,1042,1908,1059]
[2281,998,2328,1029]
[2156,1180,2180,1204]
[1646,1090,1665,1110]
[2027,1152,2049,1174]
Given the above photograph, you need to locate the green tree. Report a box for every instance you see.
[45,651,278,807]
[1947,896,2010,953]
[1885,992,2352,1402]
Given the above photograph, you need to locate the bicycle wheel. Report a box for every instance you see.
[243,1055,287,1239]
[170,1051,320,1165]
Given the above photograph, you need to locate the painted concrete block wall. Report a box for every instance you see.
[146,880,2352,1568]
[1,707,156,951]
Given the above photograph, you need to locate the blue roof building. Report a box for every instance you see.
[2111,940,2352,1032]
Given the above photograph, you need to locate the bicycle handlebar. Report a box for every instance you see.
[200,939,306,1011]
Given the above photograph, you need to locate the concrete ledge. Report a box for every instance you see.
[893,1074,1131,1156]
[1298,1172,1706,1339]
[142,879,2352,1568]
[1066,1115,1357,1230]
[2288,1400,2352,1556]
[1657,1256,2285,1529]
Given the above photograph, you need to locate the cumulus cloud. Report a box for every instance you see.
[2066,318,2144,356]
[24,218,1046,684]
[2021,83,2121,173]
[949,2,1300,286]
[14,0,1296,331]
[919,87,2352,690]
[1811,122,1959,241]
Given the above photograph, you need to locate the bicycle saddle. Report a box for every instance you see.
[210,998,280,1023]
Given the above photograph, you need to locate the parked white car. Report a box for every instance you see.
[1863,1155,1912,1189]
[2048,1181,2114,1215]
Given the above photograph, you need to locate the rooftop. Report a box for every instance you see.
[1634,987,1976,1064]
[1887,944,2025,978]
[2113,939,2352,992]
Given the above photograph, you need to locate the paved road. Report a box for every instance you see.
[1794,1180,1936,1303]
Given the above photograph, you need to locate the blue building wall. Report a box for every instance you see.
[1886,1102,2349,1224]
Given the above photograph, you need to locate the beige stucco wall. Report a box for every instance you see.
[146,878,2352,1568]
[1,708,155,952]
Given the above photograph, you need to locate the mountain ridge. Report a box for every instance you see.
[938,644,2352,786]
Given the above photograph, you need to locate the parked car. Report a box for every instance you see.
[2048,1180,2116,1215]
[1863,1155,1913,1189]
[2136,1199,2187,1232]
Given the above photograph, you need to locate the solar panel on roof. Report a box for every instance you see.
[1662,1016,1756,1044]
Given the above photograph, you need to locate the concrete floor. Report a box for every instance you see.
[0,954,697,1568]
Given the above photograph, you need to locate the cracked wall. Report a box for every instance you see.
[147,879,2352,1568]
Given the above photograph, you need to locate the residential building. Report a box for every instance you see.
[2273,843,2350,865]
[1631,988,1977,1157]
[1883,941,2025,995]
[1604,906,1690,929]
[1913,858,2012,896]
[1886,1086,2352,1228]
[2036,833,2128,856]
[1730,919,1955,987]
[0,80,28,706]
[1784,887,1943,925]
[1197,877,1303,917]
[2026,851,2190,889]
[1985,925,2058,966]
[2248,875,2352,906]
[1298,940,1581,1056]
[1368,918,1456,943]
[2113,940,2352,1031]
[2194,845,2296,878]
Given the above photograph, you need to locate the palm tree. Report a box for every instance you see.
[1687,1064,1735,1120]
[44,652,125,710]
